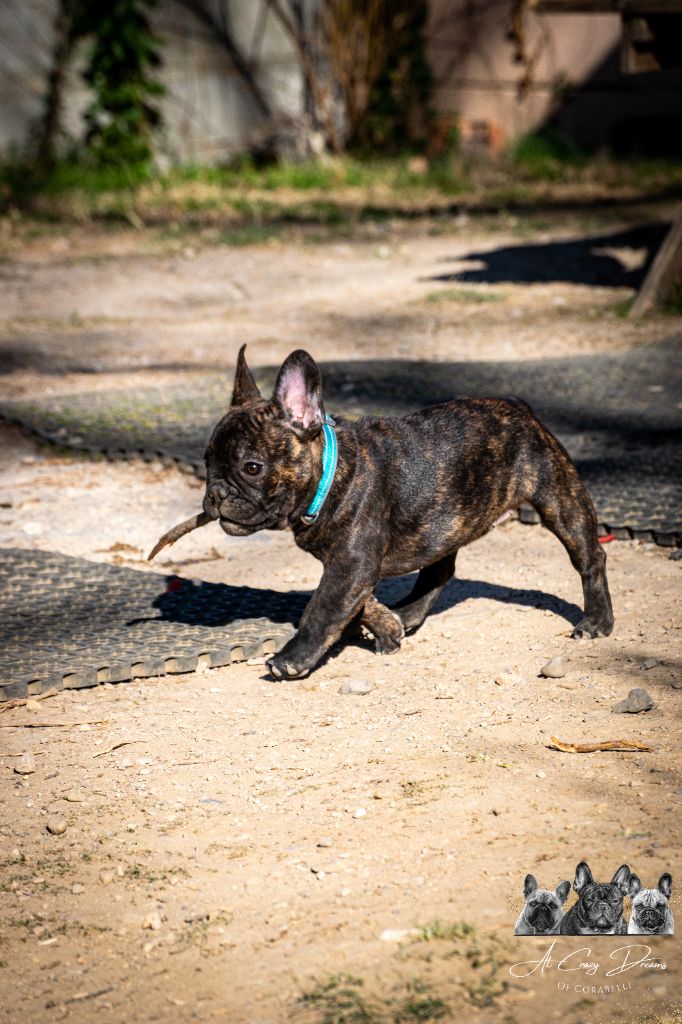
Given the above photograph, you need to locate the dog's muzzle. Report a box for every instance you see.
[638,909,664,931]
[529,905,555,931]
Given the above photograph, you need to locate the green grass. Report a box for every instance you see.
[421,287,505,305]
[3,149,682,247]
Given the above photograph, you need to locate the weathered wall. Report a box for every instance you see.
[1,0,680,162]
[0,0,304,164]
[426,0,682,152]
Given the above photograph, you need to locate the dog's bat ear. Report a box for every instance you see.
[612,864,631,893]
[658,873,673,900]
[628,874,642,899]
[573,862,593,893]
[273,349,325,440]
[231,344,262,407]
[523,874,538,898]
[555,880,571,905]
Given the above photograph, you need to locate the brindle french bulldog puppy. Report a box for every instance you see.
[560,863,631,935]
[204,347,614,679]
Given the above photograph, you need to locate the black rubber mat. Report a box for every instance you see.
[1,338,680,543]
[0,549,305,701]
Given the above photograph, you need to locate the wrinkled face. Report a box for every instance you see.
[632,891,670,932]
[203,402,315,536]
[524,891,563,932]
[579,884,625,929]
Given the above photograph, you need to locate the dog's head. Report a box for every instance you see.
[572,862,631,931]
[203,347,326,535]
[629,873,673,933]
[520,874,570,933]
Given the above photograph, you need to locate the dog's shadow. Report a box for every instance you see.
[132,574,582,632]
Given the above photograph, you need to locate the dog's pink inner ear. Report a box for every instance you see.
[278,368,320,427]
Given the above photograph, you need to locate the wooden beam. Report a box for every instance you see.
[534,1,682,13]
[630,207,682,316]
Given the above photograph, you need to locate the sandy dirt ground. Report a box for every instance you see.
[0,214,681,1024]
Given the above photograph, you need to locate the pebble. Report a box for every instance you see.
[46,816,67,836]
[63,789,87,803]
[642,657,659,670]
[352,808,367,819]
[13,752,36,775]
[316,836,333,848]
[536,770,546,779]
[495,672,523,687]
[379,928,421,943]
[142,910,163,931]
[99,870,114,885]
[71,883,85,895]
[338,679,374,695]
[540,656,567,679]
[612,688,654,714]
[433,683,453,699]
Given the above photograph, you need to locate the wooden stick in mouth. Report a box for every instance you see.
[147,512,212,561]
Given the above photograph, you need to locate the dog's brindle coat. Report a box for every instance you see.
[204,347,613,679]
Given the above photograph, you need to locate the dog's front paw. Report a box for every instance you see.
[267,654,311,681]
[572,617,612,639]
[373,632,402,655]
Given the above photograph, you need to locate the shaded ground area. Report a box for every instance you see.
[3,336,680,540]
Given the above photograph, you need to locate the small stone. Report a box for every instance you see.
[25,700,42,712]
[14,752,36,775]
[380,928,421,943]
[612,688,654,714]
[433,683,453,699]
[536,770,546,779]
[316,836,333,848]
[71,883,85,895]
[495,672,522,687]
[46,816,67,836]
[352,807,367,819]
[642,657,659,670]
[99,870,114,885]
[64,789,87,803]
[338,679,374,695]
[142,910,163,931]
[540,656,567,679]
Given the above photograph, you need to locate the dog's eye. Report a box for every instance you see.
[243,461,263,477]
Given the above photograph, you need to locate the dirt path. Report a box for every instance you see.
[1,217,681,1024]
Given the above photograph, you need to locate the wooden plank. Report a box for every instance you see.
[630,207,682,316]
[534,1,682,13]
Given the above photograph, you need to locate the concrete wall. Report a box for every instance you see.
[0,0,304,164]
[426,0,682,152]
[1,0,680,162]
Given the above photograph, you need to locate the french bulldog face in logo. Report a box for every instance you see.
[628,873,674,935]
[560,862,631,935]
[515,874,571,935]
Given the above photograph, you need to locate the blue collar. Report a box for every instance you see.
[301,416,337,525]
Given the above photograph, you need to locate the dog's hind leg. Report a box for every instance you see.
[391,552,457,633]
[530,450,613,639]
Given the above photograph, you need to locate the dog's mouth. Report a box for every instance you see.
[639,910,664,931]
[219,516,269,537]
[590,914,615,930]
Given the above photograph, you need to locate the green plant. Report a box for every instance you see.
[512,128,584,181]
[297,974,379,1024]
[73,0,164,169]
